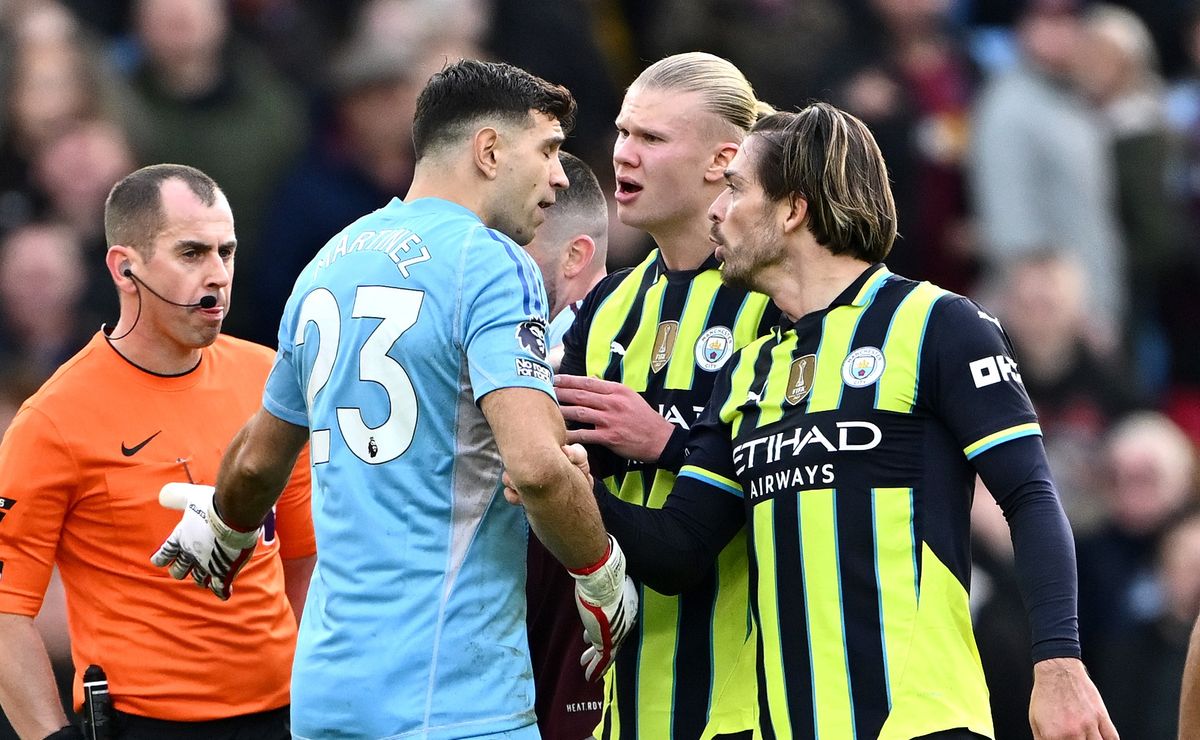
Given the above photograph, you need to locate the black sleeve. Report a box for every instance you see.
[596,474,745,595]
[925,295,1039,450]
[973,434,1080,663]
[654,426,690,474]
[594,368,746,594]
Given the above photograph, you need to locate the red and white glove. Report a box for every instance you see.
[569,535,639,681]
[151,483,260,600]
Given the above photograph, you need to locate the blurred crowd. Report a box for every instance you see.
[2,0,1200,737]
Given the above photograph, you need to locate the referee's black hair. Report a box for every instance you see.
[411,59,576,161]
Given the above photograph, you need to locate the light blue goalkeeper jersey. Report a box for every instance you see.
[263,197,555,739]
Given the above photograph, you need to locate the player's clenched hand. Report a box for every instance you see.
[555,374,674,462]
[151,483,260,600]
[569,535,639,681]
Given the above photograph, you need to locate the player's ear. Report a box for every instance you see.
[563,235,596,279]
[472,126,501,180]
[781,192,808,234]
[704,142,739,183]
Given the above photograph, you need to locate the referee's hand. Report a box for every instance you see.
[151,483,261,600]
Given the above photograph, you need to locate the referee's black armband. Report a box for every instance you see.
[655,426,690,474]
[43,726,84,740]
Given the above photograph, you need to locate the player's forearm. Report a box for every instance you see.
[0,614,70,738]
[216,409,306,530]
[518,459,608,571]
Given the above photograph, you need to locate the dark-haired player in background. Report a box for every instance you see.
[521,150,610,739]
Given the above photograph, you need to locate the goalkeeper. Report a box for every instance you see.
[0,164,315,740]
[151,59,637,740]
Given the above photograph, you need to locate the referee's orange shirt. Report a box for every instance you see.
[0,332,316,721]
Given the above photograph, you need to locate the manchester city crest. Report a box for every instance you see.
[841,346,885,388]
[694,326,734,372]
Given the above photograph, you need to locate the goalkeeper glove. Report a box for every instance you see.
[569,535,639,681]
[150,483,260,600]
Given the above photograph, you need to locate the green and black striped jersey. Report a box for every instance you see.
[666,263,1051,739]
[560,249,780,740]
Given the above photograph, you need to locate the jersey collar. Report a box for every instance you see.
[776,262,890,332]
[649,249,722,284]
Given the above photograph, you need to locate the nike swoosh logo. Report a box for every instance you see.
[121,431,161,457]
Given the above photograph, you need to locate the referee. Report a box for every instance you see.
[576,103,1118,739]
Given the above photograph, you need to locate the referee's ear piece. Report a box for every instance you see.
[121,262,132,278]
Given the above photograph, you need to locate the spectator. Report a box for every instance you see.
[253,40,419,345]
[641,0,852,111]
[970,0,1127,347]
[829,0,979,294]
[1160,7,1200,421]
[487,0,623,179]
[969,484,1034,740]
[0,3,116,236]
[0,223,94,379]
[1093,512,1200,738]
[31,118,136,322]
[1074,3,1182,398]
[1167,6,1200,235]
[348,0,489,83]
[1076,411,1198,658]
[118,0,308,340]
[994,250,1138,532]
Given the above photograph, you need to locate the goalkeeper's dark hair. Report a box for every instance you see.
[412,59,576,161]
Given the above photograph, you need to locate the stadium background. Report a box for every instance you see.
[2,0,1200,736]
